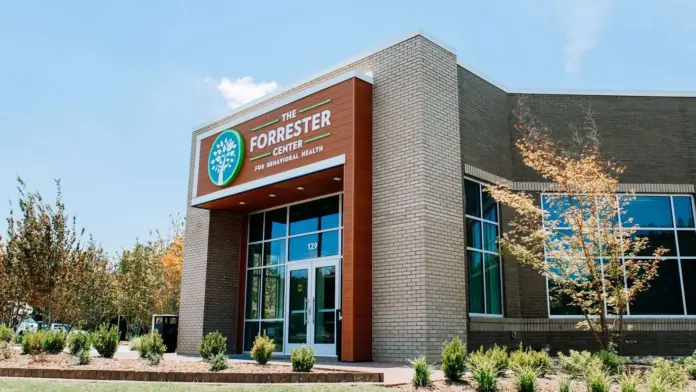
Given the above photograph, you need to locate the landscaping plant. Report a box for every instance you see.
[596,348,625,375]
[469,354,500,392]
[558,350,603,378]
[147,352,162,366]
[77,348,90,365]
[21,331,45,355]
[558,376,572,392]
[468,345,508,377]
[584,365,612,392]
[619,369,642,392]
[139,332,167,359]
[681,351,696,379]
[0,341,14,359]
[512,364,538,392]
[441,337,467,382]
[91,323,119,358]
[290,345,315,373]
[69,332,91,355]
[209,352,228,372]
[647,358,687,392]
[250,331,275,365]
[129,336,142,352]
[410,355,432,387]
[0,324,13,342]
[199,331,227,361]
[509,343,551,376]
[43,330,67,354]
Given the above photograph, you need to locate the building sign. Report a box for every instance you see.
[191,72,372,206]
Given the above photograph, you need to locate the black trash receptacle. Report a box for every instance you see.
[151,314,178,353]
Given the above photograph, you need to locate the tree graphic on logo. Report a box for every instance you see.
[208,130,245,186]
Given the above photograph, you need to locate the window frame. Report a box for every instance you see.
[465,176,504,318]
[242,192,344,352]
[541,192,696,319]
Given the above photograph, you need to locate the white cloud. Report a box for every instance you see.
[559,0,611,73]
[207,76,279,109]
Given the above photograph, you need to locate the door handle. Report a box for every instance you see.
[303,298,308,325]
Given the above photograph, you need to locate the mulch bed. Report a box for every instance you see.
[0,352,383,383]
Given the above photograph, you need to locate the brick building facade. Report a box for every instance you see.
[178,32,696,362]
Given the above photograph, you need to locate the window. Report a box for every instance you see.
[543,194,696,317]
[243,195,343,351]
[465,179,503,316]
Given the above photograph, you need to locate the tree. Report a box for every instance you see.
[485,101,666,351]
[0,220,30,327]
[152,215,184,315]
[210,135,238,185]
[115,241,162,335]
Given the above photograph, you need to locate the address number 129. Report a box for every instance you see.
[307,242,318,250]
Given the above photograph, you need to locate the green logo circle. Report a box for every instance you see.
[208,130,245,186]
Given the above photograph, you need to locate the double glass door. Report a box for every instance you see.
[285,259,339,356]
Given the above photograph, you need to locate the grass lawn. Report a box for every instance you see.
[0,379,386,392]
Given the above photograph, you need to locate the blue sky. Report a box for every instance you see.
[0,0,694,257]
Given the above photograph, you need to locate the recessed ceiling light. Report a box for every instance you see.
[269,194,276,197]
[333,177,342,181]
[296,186,304,191]
[239,201,245,205]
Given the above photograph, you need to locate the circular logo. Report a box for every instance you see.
[208,130,244,187]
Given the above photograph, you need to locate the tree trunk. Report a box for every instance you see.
[217,165,224,184]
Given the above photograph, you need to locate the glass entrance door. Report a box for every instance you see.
[285,259,339,356]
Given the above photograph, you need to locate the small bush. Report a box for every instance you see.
[0,324,13,342]
[290,345,315,372]
[619,369,642,392]
[77,348,90,365]
[682,352,696,379]
[441,337,467,382]
[468,346,508,377]
[410,355,432,387]
[512,365,538,392]
[43,330,67,354]
[199,331,227,361]
[0,341,14,359]
[21,331,45,355]
[558,350,602,378]
[558,376,572,392]
[69,332,91,356]
[147,352,162,366]
[251,331,275,365]
[12,334,22,345]
[209,352,228,372]
[129,336,142,352]
[470,354,500,392]
[139,332,167,359]
[584,365,612,392]
[91,323,118,358]
[647,358,687,392]
[596,349,625,375]
[509,343,552,376]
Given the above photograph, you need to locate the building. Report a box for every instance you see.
[177,31,696,362]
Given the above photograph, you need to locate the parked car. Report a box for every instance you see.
[15,318,38,336]
[50,323,70,332]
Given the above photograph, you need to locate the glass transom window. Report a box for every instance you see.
[243,195,343,352]
[543,194,696,317]
[465,178,503,316]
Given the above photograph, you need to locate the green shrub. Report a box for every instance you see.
[43,330,67,354]
[584,365,612,392]
[129,336,142,352]
[619,369,642,392]
[512,365,538,392]
[290,345,315,372]
[0,324,13,342]
[558,350,602,378]
[21,331,45,355]
[682,352,696,379]
[596,349,625,375]
[209,352,228,371]
[647,358,687,392]
[139,332,167,359]
[147,352,162,366]
[509,343,552,376]
[0,341,14,359]
[77,348,90,365]
[470,354,500,392]
[91,323,118,358]
[410,355,432,387]
[558,376,572,392]
[441,337,467,382]
[199,331,227,361]
[251,331,275,365]
[69,332,91,356]
[12,334,22,345]
[468,345,508,377]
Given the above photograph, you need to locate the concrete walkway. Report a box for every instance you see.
[113,345,442,385]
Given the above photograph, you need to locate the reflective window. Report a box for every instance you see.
[465,178,503,316]
[243,195,343,352]
[542,193,696,317]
